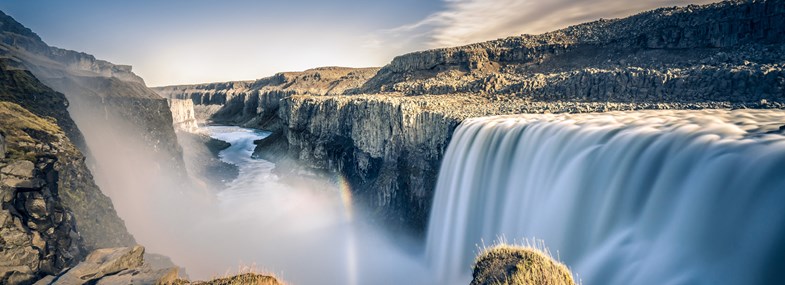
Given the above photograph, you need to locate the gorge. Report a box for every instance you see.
[1,0,785,284]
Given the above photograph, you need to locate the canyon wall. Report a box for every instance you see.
[0,10,186,179]
[0,59,134,251]
[158,0,785,234]
[154,67,379,127]
[169,99,199,133]
[0,57,138,283]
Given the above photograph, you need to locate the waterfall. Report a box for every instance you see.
[426,109,785,284]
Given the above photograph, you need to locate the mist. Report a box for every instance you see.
[47,79,434,284]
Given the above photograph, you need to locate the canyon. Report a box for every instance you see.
[156,0,785,234]
[0,0,784,284]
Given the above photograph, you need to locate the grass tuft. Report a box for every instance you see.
[472,242,577,285]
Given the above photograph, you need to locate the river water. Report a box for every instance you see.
[201,126,432,285]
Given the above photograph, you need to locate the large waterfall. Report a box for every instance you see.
[426,109,785,284]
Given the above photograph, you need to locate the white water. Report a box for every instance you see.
[426,109,785,284]
[198,126,432,285]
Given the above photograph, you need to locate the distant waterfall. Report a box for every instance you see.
[426,110,785,284]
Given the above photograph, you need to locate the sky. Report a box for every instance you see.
[0,0,713,87]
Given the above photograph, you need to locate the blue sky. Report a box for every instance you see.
[1,0,712,86]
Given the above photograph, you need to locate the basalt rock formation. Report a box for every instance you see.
[154,67,380,127]
[157,0,785,234]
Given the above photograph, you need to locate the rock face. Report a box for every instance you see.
[0,49,137,283]
[158,0,785,234]
[0,58,134,252]
[169,99,200,133]
[154,67,380,126]
[0,10,187,181]
[0,156,83,285]
[0,99,136,285]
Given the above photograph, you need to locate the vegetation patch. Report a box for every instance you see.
[472,244,576,285]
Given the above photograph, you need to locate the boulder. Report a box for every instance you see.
[52,246,145,285]
[95,266,179,285]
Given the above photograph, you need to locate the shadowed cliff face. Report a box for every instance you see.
[0,102,87,284]
[154,67,381,127]
[0,53,147,283]
[0,10,185,177]
[164,0,785,234]
[0,11,201,260]
[0,59,134,253]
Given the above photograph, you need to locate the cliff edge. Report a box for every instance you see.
[157,0,785,234]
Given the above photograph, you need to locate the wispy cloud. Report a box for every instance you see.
[369,0,716,53]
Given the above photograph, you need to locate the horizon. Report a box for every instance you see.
[1,0,713,87]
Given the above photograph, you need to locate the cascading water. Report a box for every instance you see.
[426,109,785,284]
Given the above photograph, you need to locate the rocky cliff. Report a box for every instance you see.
[169,99,199,133]
[0,102,86,284]
[0,90,137,284]
[158,0,785,234]
[154,67,380,127]
[0,10,187,180]
[0,58,134,251]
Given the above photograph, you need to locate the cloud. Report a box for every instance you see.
[371,0,717,53]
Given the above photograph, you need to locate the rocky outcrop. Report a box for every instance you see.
[169,99,199,133]
[278,95,462,230]
[0,58,86,151]
[1,157,84,285]
[364,0,785,94]
[154,0,785,234]
[48,245,179,285]
[0,100,137,285]
[0,57,134,251]
[0,10,187,181]
[27,244,279,285]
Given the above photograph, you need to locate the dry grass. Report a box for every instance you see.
[187,273,281,285]
[172,265,285,285]
[472,243,577,285]
[0,101,66,160]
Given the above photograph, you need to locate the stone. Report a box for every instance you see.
[32,275,55,285]
[2,161,35,178]
[95,266,179,285]
[52,245,145,285]
[0,132,5,158]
